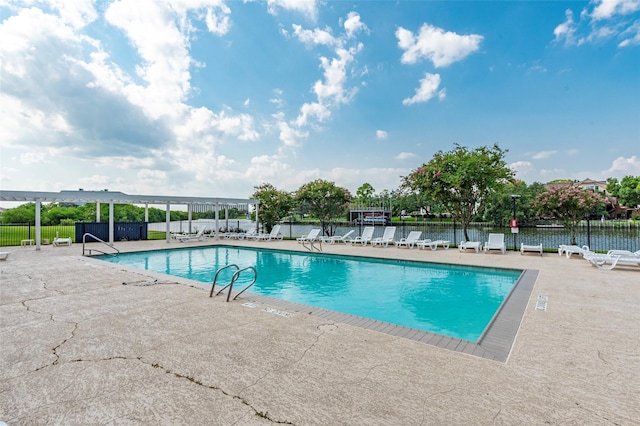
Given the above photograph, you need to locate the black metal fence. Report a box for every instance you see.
[0,222,148,246]
[282,220,640,253]
[75,222,148,242]
[2,220,638,252]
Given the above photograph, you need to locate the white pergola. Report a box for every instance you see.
[0,190,259,250]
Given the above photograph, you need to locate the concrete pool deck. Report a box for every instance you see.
[1,239,638,424]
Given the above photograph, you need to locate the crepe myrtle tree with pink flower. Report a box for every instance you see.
[401,144,514,241]
[532,186,605,245]
[296,179,352,237]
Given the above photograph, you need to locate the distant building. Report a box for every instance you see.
[545,178,608,195]
[577,178,607,193]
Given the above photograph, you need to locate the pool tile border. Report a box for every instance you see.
[88,253,537,363]
[239,268,538,363]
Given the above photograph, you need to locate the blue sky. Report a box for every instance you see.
[1,0,639,205]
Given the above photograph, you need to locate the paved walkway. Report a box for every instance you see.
[1,239,638,425]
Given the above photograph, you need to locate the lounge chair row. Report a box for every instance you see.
[296,227,452,250]
[173,226,638,271]
[173,225,284,242]
[556,244,640,270]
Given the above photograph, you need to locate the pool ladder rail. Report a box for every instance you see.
[82,233,120,256]
[209,264,257,302]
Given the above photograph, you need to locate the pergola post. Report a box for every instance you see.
[35,199,41,251]
[166,203,171,243]
[214,203,219,240]
[108,201,114,244]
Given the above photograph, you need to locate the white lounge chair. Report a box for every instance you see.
[236,227,257,240]
[558,244,590,259]
[255,224,283,242]
[521,243,543,256]
[321,230,355,245]
[459,240,481,253]
[176,226,208,242]
[483,233,506,254]
[584,250,640,270]
[395,231,422,249]
[417,239,451,250]
[350,227,375,246]
[0,252,10,260]
[297,229,321,243]
[372,227,396,247]
[53,232,72,246]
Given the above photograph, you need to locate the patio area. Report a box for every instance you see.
[1,239,638,424]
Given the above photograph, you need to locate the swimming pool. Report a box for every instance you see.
[99,246,522,342]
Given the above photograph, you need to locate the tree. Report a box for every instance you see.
[532,185,605,245]
[402,144,514,240]
[481,181,546,225]
[252,183,293,233]
[607,176,640,208]
[295,179,352,237]
[1,203,36,223]
[355,183,375,206]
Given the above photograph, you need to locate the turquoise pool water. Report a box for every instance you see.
[100,246,522,341]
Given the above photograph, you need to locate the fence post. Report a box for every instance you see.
[452,220,457,246]
[586,216,591,248]
[28,221,32,239]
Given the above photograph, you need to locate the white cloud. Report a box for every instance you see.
[246,154,298,183]
[138,169,167,181]
[204,3,232,35]
[591,0,640,20]
[267,0,318,21]
[532,150,557,160]
[270,88,284,107]
[19,151,47,165]
[38,0,98,29]
[283,12,366,148]
[276,120,308,147]
[343,11,368,38]
[295,102,331,127]
[78,174,118,187]
[509,161,535,178]
[605,155,640,175]
[314,46,361,104]
[292,24,337,46]
[104,0,193,117]
[376,130,388,139]
[554,9,576,45]
[396,152,416,161]
[403,73,446,105]
[326,167,407,194]
[540,168,566,177]
[619,20,640,47]
[396,23,483,68]
[0,0,266,193]
[554,0,640,47]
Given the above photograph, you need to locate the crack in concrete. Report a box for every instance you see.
[236,322,329,397]
[146,360,295,424]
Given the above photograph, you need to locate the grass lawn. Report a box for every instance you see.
[0,226,168,246]
[0,225,75,246]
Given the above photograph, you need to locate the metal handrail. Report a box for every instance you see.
[229,266,257,301]
[209,264,239,297]
[209,264,257,302]
[82,233,120,256]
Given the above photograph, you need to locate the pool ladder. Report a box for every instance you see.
[209,264,257,302]
[82,233,120,256]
